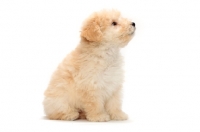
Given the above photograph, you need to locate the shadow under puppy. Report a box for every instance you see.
[43,9,136,122]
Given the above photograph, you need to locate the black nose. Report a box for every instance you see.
[131,22,135,27]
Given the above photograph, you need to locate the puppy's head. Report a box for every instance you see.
[81,9,135,47]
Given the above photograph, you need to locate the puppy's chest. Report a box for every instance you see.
[91,56,123,89]
[100,64,123,86]
[94,60,123,98]
[76,51,124,93]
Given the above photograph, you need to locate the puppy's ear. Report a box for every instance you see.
[81,19,103,42]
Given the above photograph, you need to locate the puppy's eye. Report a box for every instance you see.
[112,22,117,26]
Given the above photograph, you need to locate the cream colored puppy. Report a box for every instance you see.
[43,9,135,122]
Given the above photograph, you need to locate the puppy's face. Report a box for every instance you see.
[81,10,135,47]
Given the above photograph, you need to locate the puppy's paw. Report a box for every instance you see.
[48,111,79,121]
[87,113,110,122]
[65,112,80,121]
[58,112,79,121]
[110,111,128,121]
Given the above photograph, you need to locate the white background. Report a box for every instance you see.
[0,0,200,132]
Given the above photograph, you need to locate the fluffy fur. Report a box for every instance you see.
[43,9,135,122]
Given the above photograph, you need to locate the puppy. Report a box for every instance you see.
[43,9,135,122]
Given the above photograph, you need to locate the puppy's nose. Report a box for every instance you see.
[131,22,135,27]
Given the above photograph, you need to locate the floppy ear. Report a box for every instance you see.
[81,19,103,42]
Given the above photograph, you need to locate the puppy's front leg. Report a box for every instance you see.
[80,89,110,122]
[105,87,128,120]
